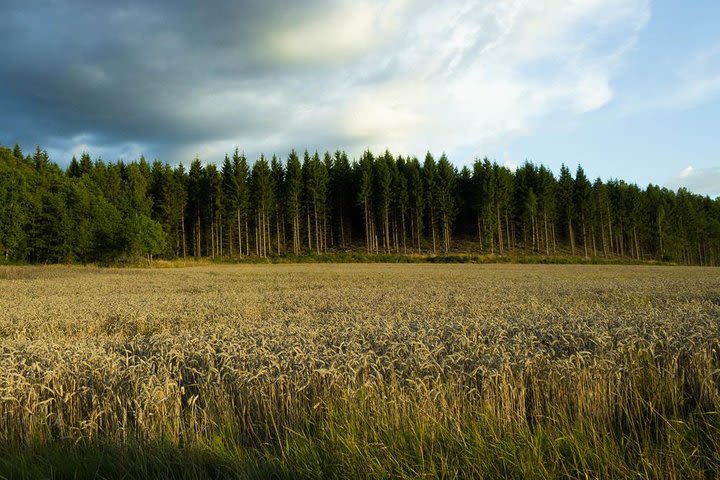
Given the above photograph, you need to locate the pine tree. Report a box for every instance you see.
[231,148,250,256]
[221,155,236,255]
[67,156,81,178]
[285,150,303,255]
[436,154,456,252]
[331,150,352,248]
[395,156,410,253]
[12,144,23,161]
[537,165,557,255]
[358,151,375,253]
[574,166,592,258]
[187,158,204,257]
[558,164,576,255]
[204,163,223,258]
[406,157,424,253]
[79,152,93,176]
[592,178,610,258]
[251,155,272,257]
[271,155,285,255]
[171,164,188,258]
[375,151,392,252]
[423,153,438,254]
[1,141,719,265]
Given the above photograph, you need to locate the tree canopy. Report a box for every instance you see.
[1,143,718,265]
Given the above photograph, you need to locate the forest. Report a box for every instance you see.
[1,142,719,265]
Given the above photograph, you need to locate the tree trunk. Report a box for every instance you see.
[237,208,242,257]
[340,208,346,248]
[607,208,614,256]
[266,210,271,257]
[364,203,370,253]
[497,205,503,254]
[245,219,249,257]
[417,213,422,253]
[385,205,390,253]
[506,211,511,251]
[196,216,201,258]
[294,213,300,255]
[313,202,320,255]
[530,216,536,252]
[181,208,187,259]
[401,211,407,254]
[307,212,312,252]
[431,210,437,254]
[543,210,549,256]
[257,213,261,257]
[323,209,328,253]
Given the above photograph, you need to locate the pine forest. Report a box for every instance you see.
[1,143,719,265]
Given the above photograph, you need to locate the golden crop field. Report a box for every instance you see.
[1,264,719,479]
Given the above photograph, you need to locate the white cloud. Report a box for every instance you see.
[668,165,720,197]
[328,0,650,160]
[679,166,695,178]
[269,0,411,64]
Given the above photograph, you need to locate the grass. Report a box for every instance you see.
[3,394,719,479]
[113,251,676,269]
[0,264,718,478]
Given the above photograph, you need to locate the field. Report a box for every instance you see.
[1,264,719,479]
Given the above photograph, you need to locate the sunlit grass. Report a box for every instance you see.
[0,264,718,478]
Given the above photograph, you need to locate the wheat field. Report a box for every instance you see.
[1,264,719,479]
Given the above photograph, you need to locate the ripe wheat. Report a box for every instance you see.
[0,264,718,478]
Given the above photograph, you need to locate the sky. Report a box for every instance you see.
[1,0,719,197]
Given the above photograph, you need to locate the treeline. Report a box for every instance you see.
[1,143,719,265]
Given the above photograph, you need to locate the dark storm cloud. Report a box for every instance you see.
[1,0,349,161]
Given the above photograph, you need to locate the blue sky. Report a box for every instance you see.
[497,1,720,196]
[1,0,718,197]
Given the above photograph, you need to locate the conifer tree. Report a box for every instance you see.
[375,151,392,252]
[423,152,438,253]
[436,154,456,252]
[574,166,592,257]
[271,155,285,255]
[406,157,424,253]
[187,158,204,257]
[251,155,272,257]
[1,142,719,265]
[558,164,576,255]
[231,148,250,256]
[285,150,303,255]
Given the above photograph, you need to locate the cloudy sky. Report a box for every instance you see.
[2,0,719,196]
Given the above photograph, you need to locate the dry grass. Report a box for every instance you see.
[0,264,719,478]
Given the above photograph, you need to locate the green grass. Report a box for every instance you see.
[108,251,676,269]
[2,248,681,269]
[2,397,718,479]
